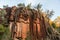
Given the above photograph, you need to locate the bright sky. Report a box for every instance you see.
[0,0,60,20]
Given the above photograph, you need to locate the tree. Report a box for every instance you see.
[26,3,31,9]
[52,22,56,28]
[0,9,6,20]
[17,3,25,7]
[34,3,43,12]
[3,5,8,9]
[36,3,42,10]
[46,10,54,22]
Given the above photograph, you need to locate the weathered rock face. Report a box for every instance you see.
[5,6,47,40]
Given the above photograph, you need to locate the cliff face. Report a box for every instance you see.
[5,6,47,40]
[4,6,60,40]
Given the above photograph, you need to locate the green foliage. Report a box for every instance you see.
[56,27,60,33]
[46,10,54,18]
[0,9,6,22]
[45,10,54,22]
[34,3,42,11]
[26,3,31,9]
[0,24,5,40]
[47,27,52,34]
[1,27,11,40]
[17,3,25,7]
[52,22,56,28]
[3,5,8,9]
[36,3,42,10]
[0,25,10,40]
[0,24,5,32]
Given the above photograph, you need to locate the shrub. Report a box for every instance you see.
[0,24,5,33]
[52,23,56,28]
